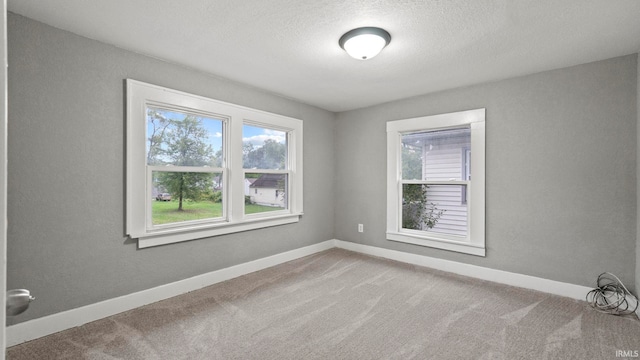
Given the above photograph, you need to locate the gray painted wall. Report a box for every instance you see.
[7,11,640,326]
[637,51,640,298]
[6,13,336,323]
[335,54,638,291]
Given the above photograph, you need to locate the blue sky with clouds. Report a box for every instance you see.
[146,108,286,154]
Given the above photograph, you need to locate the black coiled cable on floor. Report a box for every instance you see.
[586,272,639,319]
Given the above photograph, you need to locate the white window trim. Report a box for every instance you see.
[386,108,485,256]
[126,79,303,248]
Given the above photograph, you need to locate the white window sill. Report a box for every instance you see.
[136,213,302,248]
[386,232,485,257]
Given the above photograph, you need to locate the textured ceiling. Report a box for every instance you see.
[7,0,640,112]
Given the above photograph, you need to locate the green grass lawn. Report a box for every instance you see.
[152,200,283,225]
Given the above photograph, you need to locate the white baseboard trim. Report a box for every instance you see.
[8,239,595,347]
[6,239,336,347]
[334,240,592,301]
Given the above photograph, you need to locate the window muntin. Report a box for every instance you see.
[387,108,485,256]
[127,80,303,248]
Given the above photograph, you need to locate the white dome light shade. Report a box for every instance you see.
[339,27,391,60]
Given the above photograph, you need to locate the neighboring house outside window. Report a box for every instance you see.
[244,178,257,196]
[249,173,286,208]
[412,128,471,237]
[386,109,485,256]
[126,80,303,248]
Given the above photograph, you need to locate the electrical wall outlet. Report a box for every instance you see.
[358,224,364,233]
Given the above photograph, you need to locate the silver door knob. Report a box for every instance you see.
[6,289,35,316]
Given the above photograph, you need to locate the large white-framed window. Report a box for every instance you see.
[127,80,303,248]
[386,108,485,256]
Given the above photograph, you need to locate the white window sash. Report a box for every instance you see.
[396,180,471,243]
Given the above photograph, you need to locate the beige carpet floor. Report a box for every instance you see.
[7,248,640,359]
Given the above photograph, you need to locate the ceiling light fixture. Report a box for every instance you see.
[339,27,391,60]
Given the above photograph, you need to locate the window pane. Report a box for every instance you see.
[242,125,287,170]
[402,184,467,237]
[245,173,287,214]
[146,107,223,167]
[152,171,223,225]
[402,128,470,180]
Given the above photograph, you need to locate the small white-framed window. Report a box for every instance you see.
[127,80,303,248]
[386,108,485,256]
